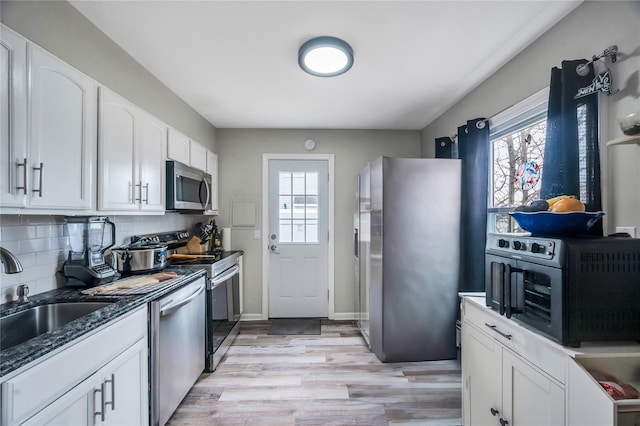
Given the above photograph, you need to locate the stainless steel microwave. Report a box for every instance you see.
[166,160,212,211]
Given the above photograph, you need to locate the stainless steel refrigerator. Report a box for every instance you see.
[354,157,461,362]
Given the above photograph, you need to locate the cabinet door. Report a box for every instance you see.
[98,88,137,211]
[23,374,100,426]
[28,45,95,209]
[167,127,190,165]
[189,140,207,172]
[0,25,28,207]
[462,322,502,425]
[502,350,565,426]
[102,339,148,426]
[136,113,166,212]
[206,150,218,211]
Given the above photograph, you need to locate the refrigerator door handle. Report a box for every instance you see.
[354,228,359,258]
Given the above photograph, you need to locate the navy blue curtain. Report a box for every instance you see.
[435,136,455,159]
[540,60,602,235]
[457,119,490,292]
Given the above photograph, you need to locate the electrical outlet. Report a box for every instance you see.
[615,226,637,237]
[254,229,261,239]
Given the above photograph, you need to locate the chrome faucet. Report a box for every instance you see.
[0,247,23,274]
[17,284,29,303]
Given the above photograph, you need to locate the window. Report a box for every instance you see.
[488,88,549,233]
[278,171,319,243]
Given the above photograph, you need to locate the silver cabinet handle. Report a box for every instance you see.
[484,323,512,340]
[16,158,27,194]
[143,183,149,204]
[135,181,142,202]
[32,162,43,197]
[94,382,105,421]
[105,373,115,411]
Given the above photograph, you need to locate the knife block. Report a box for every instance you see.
[186,236,208,254]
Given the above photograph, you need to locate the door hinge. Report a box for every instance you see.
[327,231,329,242]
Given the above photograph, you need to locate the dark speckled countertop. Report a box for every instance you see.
[0,267,206,380]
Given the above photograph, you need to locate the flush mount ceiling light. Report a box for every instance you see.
[298,36,354,77]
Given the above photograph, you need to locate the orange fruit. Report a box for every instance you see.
[550,197,585,212]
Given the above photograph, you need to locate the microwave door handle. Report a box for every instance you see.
[199,178,211,210]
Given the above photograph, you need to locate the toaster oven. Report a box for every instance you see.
[485,233,640,347]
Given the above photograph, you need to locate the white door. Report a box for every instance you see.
[268,159,328,318]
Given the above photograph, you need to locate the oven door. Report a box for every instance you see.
[514,261,562,342]
[206,264,240,371]
[485,254,521,318]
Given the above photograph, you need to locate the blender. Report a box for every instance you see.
[62,216,117,286]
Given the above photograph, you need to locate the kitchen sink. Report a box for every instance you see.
[0,302,113,351]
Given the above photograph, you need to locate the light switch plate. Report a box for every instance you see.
[615,226,637,237]
[254,229,261,239]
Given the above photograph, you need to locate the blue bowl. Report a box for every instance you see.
[509,211,605,236]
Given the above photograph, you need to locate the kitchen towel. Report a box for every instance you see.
[222,228,231,251]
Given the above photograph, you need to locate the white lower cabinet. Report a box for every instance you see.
[24,339,147,426]
[462,295,640,426]
[462,297,565,426]
[502,350,565,425]
[1,307,148,426]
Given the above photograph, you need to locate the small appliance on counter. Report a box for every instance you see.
[485,233,640,347]
[110,240,168,275]
[62,216,118,286]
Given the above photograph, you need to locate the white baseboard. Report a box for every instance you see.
[333,312,357,321]
[241,313,357,321]
[240,313,264,321]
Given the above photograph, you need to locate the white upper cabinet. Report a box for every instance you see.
[1,25,96,210]
[0,25,28,207]
[189,140,207,172]
[206,150,219,212]
[167,127,190,165]
[167,127,209,172]
[98,87,165,212]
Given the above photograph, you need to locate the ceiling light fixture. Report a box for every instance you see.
[298,36,354,77]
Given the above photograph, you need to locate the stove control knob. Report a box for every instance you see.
[498,239,508,248]
[513,241,522,250]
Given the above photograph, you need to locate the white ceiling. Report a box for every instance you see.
[69,1,581,130]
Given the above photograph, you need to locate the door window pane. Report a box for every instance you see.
[278,171,319,243]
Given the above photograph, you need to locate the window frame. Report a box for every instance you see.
[487,87,549,233]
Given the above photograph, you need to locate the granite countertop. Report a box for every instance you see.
[0,267,206,380]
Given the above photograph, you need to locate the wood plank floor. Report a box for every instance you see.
[167,320,462,426]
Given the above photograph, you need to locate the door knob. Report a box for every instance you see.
[269,244,280,254]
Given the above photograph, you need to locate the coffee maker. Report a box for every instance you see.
[62,216,118,286]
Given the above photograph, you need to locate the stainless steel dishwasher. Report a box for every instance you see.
[150,275,206,426]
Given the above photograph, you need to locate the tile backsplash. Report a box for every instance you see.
[0,214,203,303]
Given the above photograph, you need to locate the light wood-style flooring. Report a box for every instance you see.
[168,320,462,425]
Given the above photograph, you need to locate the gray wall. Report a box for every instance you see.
[215,129,420,317]
[0,0,217,149]
[421,1,640,234]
